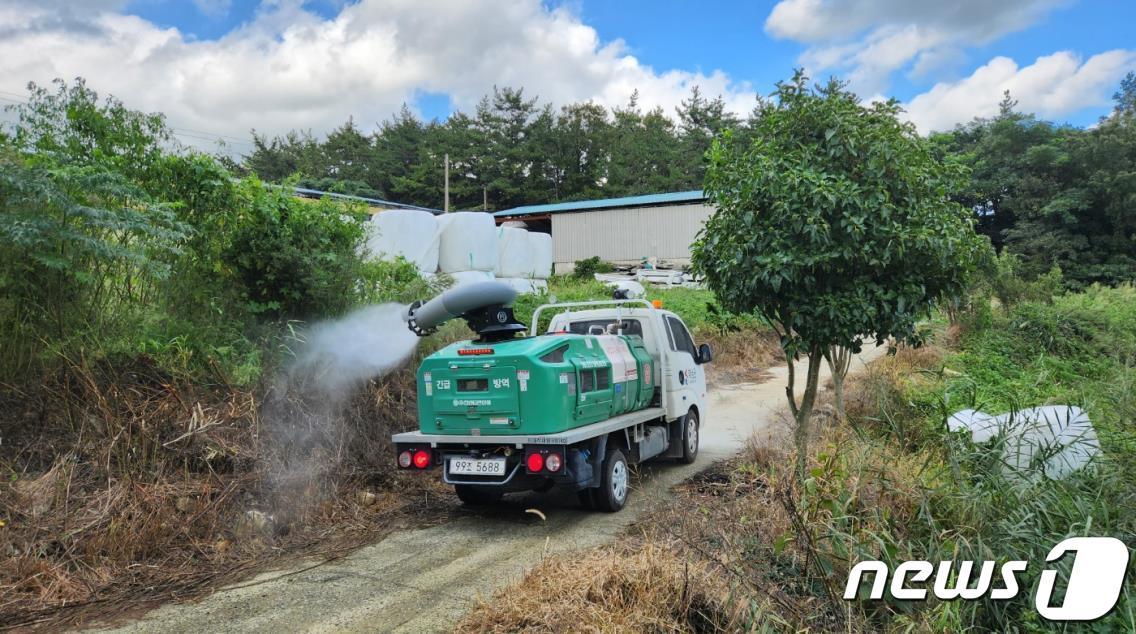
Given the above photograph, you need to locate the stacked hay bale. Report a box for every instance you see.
[366,210,551,294]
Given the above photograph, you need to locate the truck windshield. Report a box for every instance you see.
[561,318,643,337]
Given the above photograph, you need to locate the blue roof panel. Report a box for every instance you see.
[494,190,705,217]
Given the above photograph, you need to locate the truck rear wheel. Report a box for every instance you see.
[593,447,629,512]
[679,409,699,464]
[454,484,504,506]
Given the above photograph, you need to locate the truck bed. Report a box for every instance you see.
[392,406,667,448]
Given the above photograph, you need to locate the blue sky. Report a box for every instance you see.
[2,0,1133,146]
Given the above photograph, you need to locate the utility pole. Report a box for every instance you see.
[483,186,488,211]
[444,153,450,212]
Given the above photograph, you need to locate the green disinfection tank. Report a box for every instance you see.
[417,333,655,436]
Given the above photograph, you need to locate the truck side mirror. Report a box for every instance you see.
[696,343,713,365]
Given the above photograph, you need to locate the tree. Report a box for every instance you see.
[607,93,680,196]
[691,71,984,480]
[1114,71,1136,115]
[675,86,740,189]
[322,117,377,189]
[245,129,325,182]
[9,78,170,180]
[373,105,426,199]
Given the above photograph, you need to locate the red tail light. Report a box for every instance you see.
[545,452,562,472]
[526,452,544,472]
[398,451,413,468]
[457,347,494,356]
[413,450,431,469]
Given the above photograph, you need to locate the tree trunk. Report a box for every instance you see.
[825,345,852,423]
[791,344,824,483]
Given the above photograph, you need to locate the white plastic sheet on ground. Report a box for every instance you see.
[437,212,498,273]
[947,406,1100,480]
[496,226,534,278]
[528,232,553,279]
[446,270,496,288]
[364,210,439,274]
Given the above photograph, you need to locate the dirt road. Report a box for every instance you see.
[107,345,886,633]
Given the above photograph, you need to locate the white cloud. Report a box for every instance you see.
[766,0,1064,96]
[0,0,755,151]
[902,50,1136,133]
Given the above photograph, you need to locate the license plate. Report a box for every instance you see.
[449,457,507,476]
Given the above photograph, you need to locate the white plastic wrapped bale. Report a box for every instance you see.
[948,406,1100,480]
[364,210,439,274]
[528,231,553,279]
[497,277,549,294]
[446,270,496,288]
[496,226,534,278]
[437,212,498,273]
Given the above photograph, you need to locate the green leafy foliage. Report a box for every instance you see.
[0,144,188,375]
[0,79,386,385]
[937,90,1136,288]
[571,255,614,279]
[693,71,985,356]
[225,180,369,319]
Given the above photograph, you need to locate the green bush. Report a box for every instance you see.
[985,251,1064,310]
[571,255,614,279]
[225,180,370,320]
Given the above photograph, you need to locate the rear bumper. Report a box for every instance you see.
[391,406,666,448]
[394,442,597,490]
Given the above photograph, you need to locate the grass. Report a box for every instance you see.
[457,284,1136,632]
[456,543,744,633]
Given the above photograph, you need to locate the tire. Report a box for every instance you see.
[679,408,699,464]
[593,447,630,513]
[454,484,504,506]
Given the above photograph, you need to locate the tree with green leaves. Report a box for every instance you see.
[675,86,740,189]
[692,72,984,480]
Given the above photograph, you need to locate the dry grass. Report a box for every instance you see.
[699,329,781,386]
[456,542,744,633]
[0,355,456,630]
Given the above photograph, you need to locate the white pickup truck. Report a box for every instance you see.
[393,292,712,512]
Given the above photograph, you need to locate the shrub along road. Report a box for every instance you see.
[108,345,887,633]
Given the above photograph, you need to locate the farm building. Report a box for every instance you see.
[492,190,711,274]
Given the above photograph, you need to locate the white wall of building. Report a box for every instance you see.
[550,203,714,273]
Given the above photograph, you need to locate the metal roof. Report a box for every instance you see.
[292,187,442,214]
[494,190,705,217]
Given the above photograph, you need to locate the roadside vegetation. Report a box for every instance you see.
[461,280,1136,632]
